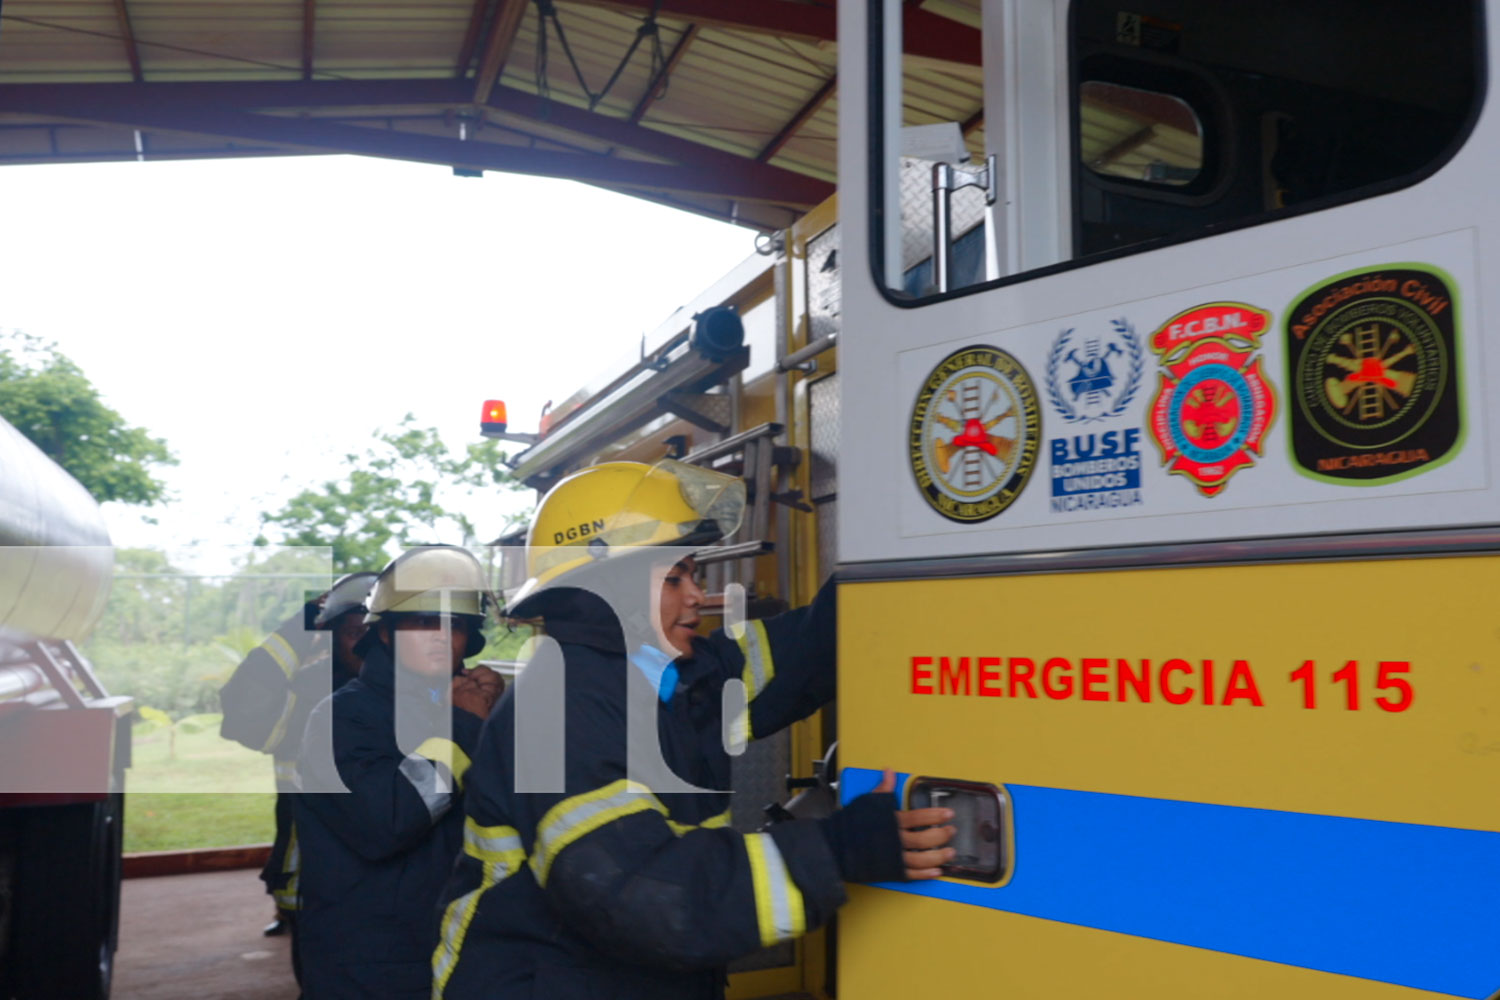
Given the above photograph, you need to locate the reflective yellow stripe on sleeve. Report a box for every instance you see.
[665,809,732,836]
[262,633,299,679]
[272,758,299,786]
[529,779,666,887]
[272,824,301,911]
[744,832,806,948]
[261,692,299,755]
[733,620,774,741]
[431,819,526,996]
[413,737,472,790]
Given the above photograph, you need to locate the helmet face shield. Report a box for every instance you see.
[663,460,746,544]
[365,545,493,624]
[514,460,745,607]
[314,571,379,628]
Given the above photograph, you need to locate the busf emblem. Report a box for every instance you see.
[1045,319,1143,424]
[1148,302,1277,498]
[909,345,1040,523]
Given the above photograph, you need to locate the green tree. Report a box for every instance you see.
[257,415,525,574]
[0,331,175,505]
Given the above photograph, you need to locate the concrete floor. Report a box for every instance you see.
[113,869,298,1000]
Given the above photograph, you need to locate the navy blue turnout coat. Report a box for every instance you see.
[295,641,483,999]
[432,578,902,1000]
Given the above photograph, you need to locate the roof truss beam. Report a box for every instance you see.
[0,82,831,208]
[472,0,531,105]
[629,23,697,123]
[112,0,144,82]
[757,75,835,163]
[580,0,980,65]
[302,0,316,80]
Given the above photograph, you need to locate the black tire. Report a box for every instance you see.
[5,795,123,1000]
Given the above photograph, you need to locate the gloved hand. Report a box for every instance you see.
[819,770,956,882]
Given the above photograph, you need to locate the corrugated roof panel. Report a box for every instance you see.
[119,0,303,80]
[765,98,837,181]
[314,0,473,76]
[0,0,987,228]
[502,3,686,120]
[637,33,831,157]
[0,2,137,82]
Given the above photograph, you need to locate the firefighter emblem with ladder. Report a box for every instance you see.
[909,344,1041,523]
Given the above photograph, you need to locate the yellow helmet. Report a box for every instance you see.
[365,545,491,622]
[512,459,745,606]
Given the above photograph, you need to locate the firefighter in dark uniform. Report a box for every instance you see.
[218,569,375,984]
[431,460,957,1000]
[294,545,502,999]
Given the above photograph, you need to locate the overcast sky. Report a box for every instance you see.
[0,155,754,574]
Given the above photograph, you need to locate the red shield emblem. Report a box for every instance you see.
[1148,303,1277,497]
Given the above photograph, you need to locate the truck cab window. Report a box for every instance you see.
[873,0,1483,302]
[1079,81,1202,186]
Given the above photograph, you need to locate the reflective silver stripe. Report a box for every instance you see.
[738,620,773,700]
[262,692,299,754]
[530,780,663,885]
[464,820,523,862]
[263,633,299,678]
[398,754,452,821]
[274,826,301,910]
[272,759,299,785]
[434,822,526,993]
[745,832,806,945]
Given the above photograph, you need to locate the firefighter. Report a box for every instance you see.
[218,568,376,977]
[293,546,503,999]
[431,460,956,1000]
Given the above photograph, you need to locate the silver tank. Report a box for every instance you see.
[0,415,113,642]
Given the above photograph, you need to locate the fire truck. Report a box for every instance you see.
[493,0,1500,996]
[0,414,130,1000]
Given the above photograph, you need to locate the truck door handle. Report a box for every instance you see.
[906,776,1014,885]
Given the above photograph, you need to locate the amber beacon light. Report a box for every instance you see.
[480,399,508,436]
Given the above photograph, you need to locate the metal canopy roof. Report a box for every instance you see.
[0,0,982,230]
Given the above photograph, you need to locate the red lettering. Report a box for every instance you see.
[1118,658,1151,702]
[1010,658,1038,698]
[1161,659,1194,705]
[978,657,1003,697]
[1290,660,1316,709]
[940,656,971,696]
[1042,658,1074,699]
[1333,660,1360,710]
[1081,658,1109,701]
[912,656,934,695]
[1221,660,1264,707]
[1202,659,1215,706]
[1374,661,1414,712]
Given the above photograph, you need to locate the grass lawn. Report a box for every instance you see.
[124,723,278,853]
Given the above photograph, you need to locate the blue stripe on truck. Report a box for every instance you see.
[841,767,1500,998]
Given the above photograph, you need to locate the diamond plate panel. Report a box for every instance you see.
[805,223,841,341]
[808,374,840,503]
[730,727,790,834]
[816,499,837,585]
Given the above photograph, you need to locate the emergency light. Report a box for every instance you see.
[480,400,508,437]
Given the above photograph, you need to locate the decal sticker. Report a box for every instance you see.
[1046,319,1144,512]
[1285,266,1462,484]
[1148,303,1277,498]
[910,345,1040,523]
[1045,319,1144,424]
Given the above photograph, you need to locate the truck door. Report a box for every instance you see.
[835,1,1498,997]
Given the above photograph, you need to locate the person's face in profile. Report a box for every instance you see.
[653,556,705,658]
